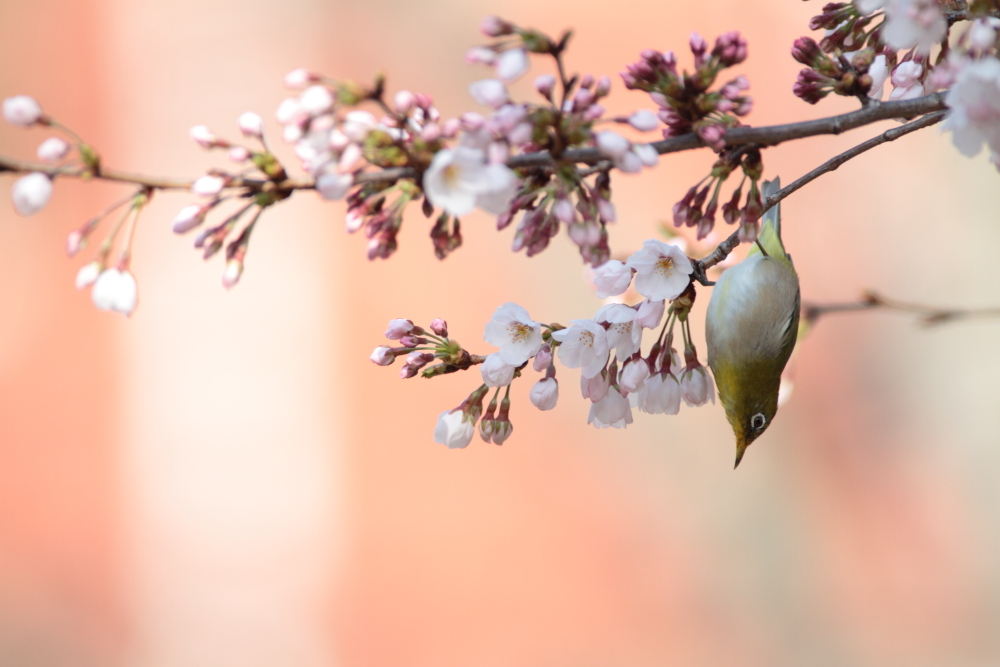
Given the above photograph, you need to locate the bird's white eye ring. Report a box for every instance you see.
[751,413,766,430]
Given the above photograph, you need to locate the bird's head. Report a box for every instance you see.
[712,359,782,468]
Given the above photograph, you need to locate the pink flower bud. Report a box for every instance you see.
[191,175,226,197]
[393,90,416,114]
[596,131,630,160]
[66,229,86,257]
[592,259,632,298]
[11,172,53,216]
[495,48,530,82]
[480,15,512,37]
[628,110,659,132]
[430,318,448,337]
[228,146,250,163]
[283,68,317,89]
[469,79,508,108]
[189,125,219,149]
[533,344,553,371]
[530,377,559,410]
[385,318,414,340]
[299,85,334,116]
[534,74,556,98]
[275,97,304,125]
[316,172,353,201]
[37,136,70,162]
[222,258,243,289]
[595,76,611,97]
[370,346,395,366]
[91,268,138,316]
[632,143,659,167]
[2,95,43,126]
[636,299,665,329]
[75,261,101,289]
[238,111,264,137]
[172,203,209,234]
[465,46,497,65]
[553,198,576,223]
[420,122,441,142]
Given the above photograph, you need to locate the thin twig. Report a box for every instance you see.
[693,108,946,279]
[803,291,1000,327]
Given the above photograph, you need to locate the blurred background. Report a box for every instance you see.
[1,0,999,665]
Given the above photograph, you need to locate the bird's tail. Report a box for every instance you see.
[749,177,790,262]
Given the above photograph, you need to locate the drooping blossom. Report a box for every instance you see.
[592,259,632,298]
[587,386,633,428]
[595,303,642,361]
[423,146,517,217]
[942,57,1000,157]
[636,299,665,329]
[530,377,559,410]
[495,48,530,82]
[434,409,476,449]
[868,54,889,100]
[172,204,209,234]
[618,358,650,394]
[75,261,101,289]
[11,172,53,216]
[483,302,543,365]
[637,372,681,415]
[580,370,611,403]
[91,268,138,316]
[238,111,264,137]
[882,0,946,54]
[2,95,42,126]
[221,258,243,290]
[551,319,610,378]
[191,175,225,197]
[680,363,715,407]
[480,352,517,387]
[37,137,70,162]
[625,239,693,301]
[889,61,925,100]
[532,344,553,371]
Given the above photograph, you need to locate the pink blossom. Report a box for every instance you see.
[434,409,475,449]
[592,259,632,298]
[191,175,226,197]
[2,95,42,126]
[393,90,416,113]
[495,48,530,81]
[889,61,925,100]
[276,97,304,124]
[221,258,243,289]
[596,131,630,160]
[11,172,53,216]
[628,110,659,132]
[283,68,317,89]
[532,344,553,371]
[883,0,946,54]
[480,352,516,387]
[637,372,681,415]
[535,74,556,98]
[636,299,665,329]
[370,346,395,366]
[75,261,101,289]
[466,46,497,65]
[530,377,559,410]
[238,111,264,137]
[91,268,138,316]
[580,370,611,403]
[228,146,250,163]
[484,302,543,365]
[625,239,693,301]
[618,358,649,394]
[680,364,715,407]
[943,57,1000,157]
[189,125,219,149]
[36,137,69,162]
[551,319,610,378]
[587,386,633,429]
[300,85,334,115]
[469,79,508,108]
[595,303,642,361]
[385,319,414,340]
[172,203,209,234]
[315,171,353,202]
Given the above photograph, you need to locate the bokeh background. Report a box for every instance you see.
[1,0,999,665]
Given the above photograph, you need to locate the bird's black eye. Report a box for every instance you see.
[750,413,766,430]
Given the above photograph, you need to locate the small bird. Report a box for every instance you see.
[705,178,800,468]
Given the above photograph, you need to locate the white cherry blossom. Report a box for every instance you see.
[37,137,70,162]
[483,302,543,365]
[942,57,1000,157]
[551,319,609,378]
[495,48,530,82]
[680,365,715,407]
[595,303,642,361]
[883,0,946,54]
[580,370,610,403]
[637,372,681,415]
[469,79,509,108]
[625,239,693,301]
[480,352,517,387]
[434,409,475,449]
[75,261,101,289]
[91,268,138,316]
[592,259,632,298]
[587,386,633,429]
[424,146,516,217]
[2,95,42,126]
[11,172,53,216]
[636,299,665,329]
[529,377,559,410]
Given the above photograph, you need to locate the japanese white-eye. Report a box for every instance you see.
[705,178,800,468]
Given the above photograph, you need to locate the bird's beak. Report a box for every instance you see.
[734,438,748,469]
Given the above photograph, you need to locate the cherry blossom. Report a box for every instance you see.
[595,303,642,361]
[882,0,946,54]
[942,57,1000,157]
[636,372,681,415]
[37,137,70,162]
[316,172,353,201]
[2,95,42,126]
[529,377,559,410]
[91,268,138,316]
[423,146,517,217]
[592,259,633,298]
[625,239,693,301]
[551,319,610,378]
[385,318,414,339]
[238,111,264,137]
[483,302,543,365]
[12,172,53,216]
[75,261,101,289]
[618,358,650,394]
[580,370,611,403]
[889,61,924,101]
[480,352,517,387]
[191,175,225,196]
[680,363,715,407]
[469,79,509,108]
[370,346,395,366]
[587,386,633,428]
[636,299,665,329]
[496,49,530,82]
[434,409,476,449]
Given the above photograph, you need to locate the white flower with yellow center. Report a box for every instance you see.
[551,319,610,379]
[625,239,693,301]
[595,303,642,361]
[424,146,517,217]
[484,302,543,365]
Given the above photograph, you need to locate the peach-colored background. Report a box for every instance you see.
[1,1,999,665]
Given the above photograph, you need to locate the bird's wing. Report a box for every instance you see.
[748,177,792,265]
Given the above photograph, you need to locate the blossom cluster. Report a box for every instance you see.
[371,239,718,448]
[798,1,1000,165]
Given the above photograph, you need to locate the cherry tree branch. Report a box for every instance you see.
[692,106,947,280]
[803,291,1000,327]
[0,93,947,195]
